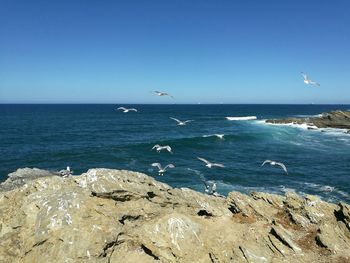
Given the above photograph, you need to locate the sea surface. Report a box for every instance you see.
[1,104,350,203]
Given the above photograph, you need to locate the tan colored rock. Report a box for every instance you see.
[338,202,350,230]
[266,110,350,129]
[0,168,350,262]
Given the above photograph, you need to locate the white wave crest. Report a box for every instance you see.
[226,116,257,121]
[256,120,350,138]
[257,120,318,130]
[294,114,322,118]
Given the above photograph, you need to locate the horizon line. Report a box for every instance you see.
[1,103,350,105]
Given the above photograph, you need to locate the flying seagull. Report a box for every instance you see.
[59,166,73,177]
[203,134,225,139]
[151,163,175,175]
[197,157,225,168]
[301,72,320,86]
[153,91,174,98]
[117,107,138,113]
[261,160,288,175]
[170,117,194,126]
[151,144,173,154]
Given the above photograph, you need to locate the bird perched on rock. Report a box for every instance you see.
[59,166,73,177]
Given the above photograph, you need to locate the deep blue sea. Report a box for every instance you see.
[1,104,350,203]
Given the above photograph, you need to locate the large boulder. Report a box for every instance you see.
[0,168,350,262]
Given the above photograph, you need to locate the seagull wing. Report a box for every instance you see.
[165,146,172,153]
[151,163,162,170]
[183,120,194,124]
[212,163,225,168]
[301,72,308,80]
[129,108,138,112]
[309,80,320,86]
[261,160,272,166]
[164,164,175,170]
[170,117,181,124]
[197,157,210,165]
[117,107,126,111]
[152,144,160,150]
[276,162,288,174]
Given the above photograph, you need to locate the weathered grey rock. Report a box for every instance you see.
[266,110,350,129]
[0,168,56,192]
[0,168,350,263]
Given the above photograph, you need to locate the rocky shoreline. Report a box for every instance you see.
[1,168,350,262]
[265,110,350,131]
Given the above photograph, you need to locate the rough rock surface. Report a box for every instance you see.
[1,168,350,263]
[0,168,55,193]
[266,110,350,129]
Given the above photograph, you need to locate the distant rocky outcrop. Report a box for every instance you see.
[266,110,350,130]
[0,168,350,262]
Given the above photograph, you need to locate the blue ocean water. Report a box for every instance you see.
[1,104,350,203]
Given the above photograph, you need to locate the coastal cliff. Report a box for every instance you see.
[1,168,350,263]
[266,110,350,130]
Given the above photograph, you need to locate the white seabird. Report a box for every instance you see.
[203,134,225,139]
[151,144,173,154]
[151,163,175,175]
[59,166,73,177]
[153,91,174,98]
[199,174,213,194]
[197,157,225,168]
[261,160,288,175]
[117,107,138,113]
[170,117,194,126]
[301,72,320,86]
[199,176,223,197]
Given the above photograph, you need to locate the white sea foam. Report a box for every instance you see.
[256,119,350,137]
[303,182,336,193]
[226,116,257,121]
[256,119,318,130]
[318,128,350,137]
[294,114,323,118]
[301,182,350,200]
[192,180,350,202]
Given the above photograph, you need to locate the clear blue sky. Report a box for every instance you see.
[1,0,349,104]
